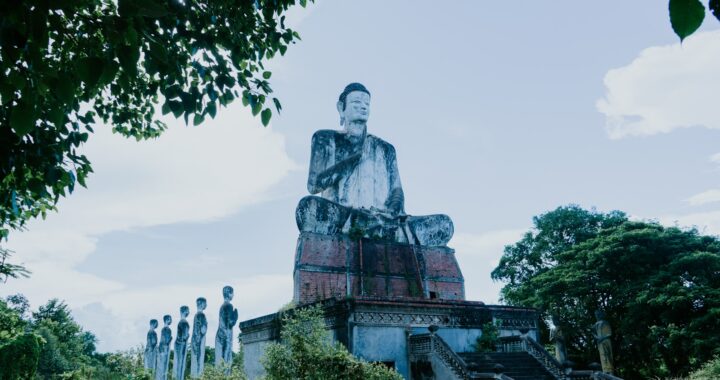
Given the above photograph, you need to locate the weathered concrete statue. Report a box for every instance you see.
[155,315,172,380]
[143,319,158,373]
[593,310,614,374]
[173,306,190,380]
[296,83,454,247]
[215,286,238,372]
[549,315,568,365]
[190,297,208,378]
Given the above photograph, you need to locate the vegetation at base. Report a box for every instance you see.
[689,356,720,380]
[0,0,313,272]
[473,321,500,353]
[262,305,403,380]
[492,205,720,379]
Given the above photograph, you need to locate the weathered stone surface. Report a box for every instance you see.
[173,306,190,380]
[189,297,208,378]
[215,286,238,372]
[155,315,172,380]
[143,319,158,373]
[293,232,464,304]
[593,310,614,374]
[295,83,453,247]
[239,298,540,380]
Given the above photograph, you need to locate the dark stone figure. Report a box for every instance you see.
[173,306,190,380]
[215,286,238,373]
[296,83,454,247]
[549,315,568,365]
[155,315,172,380]
[593,310,614,374]
[190,297,208,378]
[143,319,158,373]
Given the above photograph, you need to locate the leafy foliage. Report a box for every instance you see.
[0,0,310,245]
[0,246,30,282]
[690,356,720,380]
[668,0,720,41]
[262,305,403,380]
[473,321,500,353]
[492,206,720,379]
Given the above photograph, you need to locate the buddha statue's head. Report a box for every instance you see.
[163,314,172,326]
[337,83,371,127]
[150,319,158,329]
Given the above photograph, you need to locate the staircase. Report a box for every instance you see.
[459,352,555,380]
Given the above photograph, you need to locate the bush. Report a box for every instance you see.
[473,321,500,353]
[262,305,402,380]
[689,356,720,380]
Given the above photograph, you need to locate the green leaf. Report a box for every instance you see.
[272,97,282,114]
[710,0,720,21]
[207,101,217,118]
[10,101,36,136]
[261,108,272,126]
[669,0,706,41]
[76,57,105,91]
[262,71,272,79]
[251,101,262,116]
[193,113,204,126]
[118,45,140,76]
[168,100,183,117]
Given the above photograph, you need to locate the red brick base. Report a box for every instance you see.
[293,233,465,304]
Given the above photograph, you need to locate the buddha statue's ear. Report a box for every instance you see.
[337,101,345,126]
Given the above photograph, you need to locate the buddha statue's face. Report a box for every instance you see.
[340,91,370,125]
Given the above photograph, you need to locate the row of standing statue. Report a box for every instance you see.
[550,310,614,374]
[143,286,239,379]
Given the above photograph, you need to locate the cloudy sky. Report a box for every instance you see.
[3,1,720,352]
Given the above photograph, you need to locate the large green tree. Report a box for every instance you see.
[492,206,720,379]
[0,0,309,264]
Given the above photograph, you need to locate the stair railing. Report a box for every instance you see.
[409,333,472,379]
[496,335,567,380]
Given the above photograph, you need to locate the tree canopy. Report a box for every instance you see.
[0,0,309,258]
[492,205,720,379]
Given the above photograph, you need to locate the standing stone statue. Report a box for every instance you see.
[143,319,158,373]
[215,286,238,373]
[295,82,454,247]
[173,306,190,380]
[190,297,208,378]
[593,310,614,374]
[549,315,568,365]
[155,315,172,380]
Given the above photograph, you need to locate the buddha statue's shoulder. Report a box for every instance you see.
[366,134,397,154]
[311,129,341,144]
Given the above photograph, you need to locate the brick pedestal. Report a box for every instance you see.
[293,232,465,304]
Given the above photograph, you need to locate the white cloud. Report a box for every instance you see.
[710,152,720,164]
[0,104,297,352]
[451,229,527,305]
[597,30,720,139]
[685,189,720,206]
[657,210,720,236]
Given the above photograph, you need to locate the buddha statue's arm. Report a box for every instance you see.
[384,144,405,215]
[307,131,361,194]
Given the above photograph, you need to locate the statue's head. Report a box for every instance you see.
[337,83,371,126]
[222,285,234,301]
[180,305,190,318]
[150,319,158,329]
[163,314,172,326]
[595,310,605,321]
[196,297,207,311]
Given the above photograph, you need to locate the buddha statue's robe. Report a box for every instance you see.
[296,130,453,246]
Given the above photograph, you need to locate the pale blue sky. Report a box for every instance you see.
[3,1,720,352]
